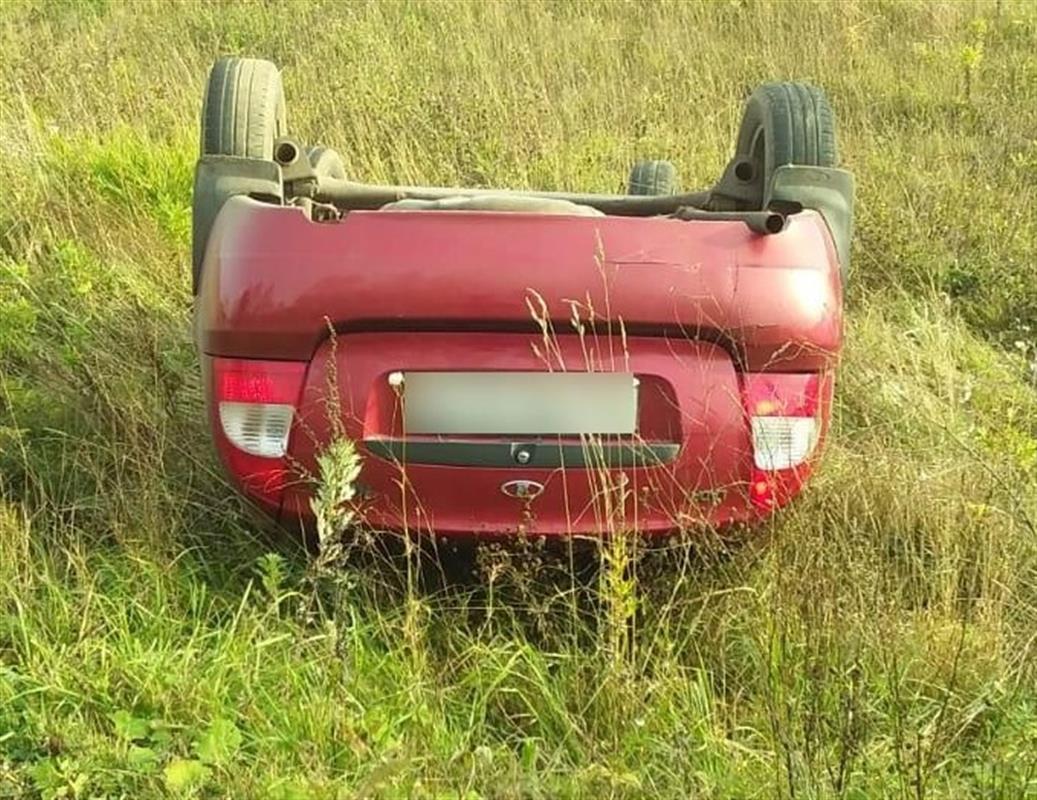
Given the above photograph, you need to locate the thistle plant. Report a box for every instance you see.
[310,437,362,556]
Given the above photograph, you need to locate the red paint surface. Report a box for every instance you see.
[196,198,842,372]
[195,198,843,536]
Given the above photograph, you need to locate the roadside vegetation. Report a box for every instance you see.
[2,1,1036,797]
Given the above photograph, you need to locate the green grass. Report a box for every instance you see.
[2,0,1037,797]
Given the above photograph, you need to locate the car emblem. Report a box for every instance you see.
[500,480,544,500]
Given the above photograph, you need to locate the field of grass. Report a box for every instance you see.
[2,0,1037,797]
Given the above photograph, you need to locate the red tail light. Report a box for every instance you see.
[210,357,307,510]
[743,372,831,512]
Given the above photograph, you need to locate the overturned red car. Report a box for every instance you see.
[193,57,854,539]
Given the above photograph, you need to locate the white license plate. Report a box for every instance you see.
[402,371,637,435]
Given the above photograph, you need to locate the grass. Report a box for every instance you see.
[2,0,1037,797]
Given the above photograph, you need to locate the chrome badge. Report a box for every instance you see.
[500,480,544,500]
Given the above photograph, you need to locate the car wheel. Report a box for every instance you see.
[733,82,837,196]
[194,57,287,293]
[628,159,680,195]
[200,56,287,159]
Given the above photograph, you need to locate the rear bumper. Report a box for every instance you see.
[195,197,843,373]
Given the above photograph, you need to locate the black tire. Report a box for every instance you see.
[201,57,286,159]
[734,82,837,182]
[194,57,286,294]
[307,145,346,180]
[628,159,680,195]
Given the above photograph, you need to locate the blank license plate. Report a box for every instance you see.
[402,371,637,435]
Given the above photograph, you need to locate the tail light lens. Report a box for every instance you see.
[211,358,307,509]
[218,403,294,457]
[750,416,819,471]
[743,372,828,511]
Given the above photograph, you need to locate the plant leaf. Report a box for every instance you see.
[127,745,158,770]
[163,759,210,793]
[110,709,150,742]
[193,718,243,766]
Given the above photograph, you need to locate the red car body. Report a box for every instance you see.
[195,195,843,537]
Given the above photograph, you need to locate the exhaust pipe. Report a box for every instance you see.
[673,207,788,235]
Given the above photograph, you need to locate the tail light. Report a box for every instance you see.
[211,357,308,509]
[743,372,829,511]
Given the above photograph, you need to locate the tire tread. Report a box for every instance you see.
[628,159,680,195]
[201,57,284,159]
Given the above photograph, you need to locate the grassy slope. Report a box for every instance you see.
[1,0,1037,797]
